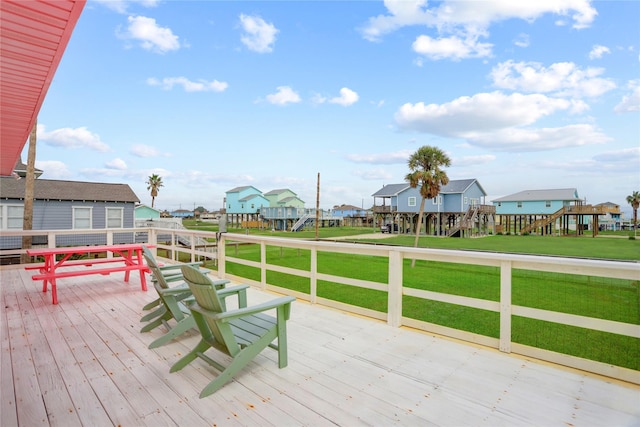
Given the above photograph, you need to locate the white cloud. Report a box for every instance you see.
[94,0,159,14]
[146,76,228,92]
[37,124,110,152]
[395,92,573,135]
[412,34,493,61]
[513,33,530,48]
[614,81,640,113]
[589,44,610,60]
[265,86,301,105]
[593,147,640,163]
[361,0,596,60]
[352,168,394,180]
[123,16,180,53]
[130,144,165,158]
[369,0,595,41]
[490,60,616,98]
[360,0,433,42]
[452,154,496,167]
[347,149,413,165]
[106,158,127,170]
[239,14,278,53]
[466,124,611,152]
[34,160,72,179]
[329,88,359,106]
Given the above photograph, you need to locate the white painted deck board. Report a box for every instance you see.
[1,265,638,426]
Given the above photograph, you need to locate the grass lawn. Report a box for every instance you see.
[180,224,640,370]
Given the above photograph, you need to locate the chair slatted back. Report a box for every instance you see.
[142,246,172,290]
[180,265,240,357]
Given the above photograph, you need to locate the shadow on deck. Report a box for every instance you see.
[1,265,638,426]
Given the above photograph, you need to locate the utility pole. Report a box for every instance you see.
[21,120,37,264]
[315,173,320,240]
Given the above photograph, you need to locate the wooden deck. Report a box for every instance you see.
[2,264,639,426]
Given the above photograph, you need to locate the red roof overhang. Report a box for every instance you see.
[0,0,85,176]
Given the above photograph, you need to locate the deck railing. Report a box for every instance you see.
[3,227,639,384]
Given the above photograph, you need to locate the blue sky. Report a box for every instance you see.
[29,0,639,214]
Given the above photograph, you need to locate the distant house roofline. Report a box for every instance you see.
[0,177,139,202]
[492,188,580,203]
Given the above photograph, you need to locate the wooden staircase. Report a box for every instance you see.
[447,205,478,237]
[520,207,566,234]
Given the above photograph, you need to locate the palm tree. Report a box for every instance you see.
[146,174,164,208]
[626,190,640,237]
[405,145,451,267]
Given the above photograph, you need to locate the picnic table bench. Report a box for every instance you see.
[26,244,153,304]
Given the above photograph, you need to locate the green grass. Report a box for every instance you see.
[357,234,640,261]
[181,224,640,370]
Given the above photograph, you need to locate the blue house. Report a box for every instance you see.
[0,177,139,250]
[225,186,269,227]
[372,178,494,236]
[263,189,305,209]
[135,204,160,220]
[491,188,606,235]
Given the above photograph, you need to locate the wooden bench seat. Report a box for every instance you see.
[31,263,150,282]
[25,257,130,270]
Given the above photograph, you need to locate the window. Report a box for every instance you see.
[408,197,416,207]
[464,197,468,205]
[517,202,523,208]
[545,200,551,208]
[73,207,92,229]
[106,208,123,228]
[251,203,255,209]
[0,205,24,229]
[432,196,442,205]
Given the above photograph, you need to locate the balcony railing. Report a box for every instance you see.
[3,227,639,385]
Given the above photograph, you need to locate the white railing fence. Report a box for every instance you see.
[2,227,639,384]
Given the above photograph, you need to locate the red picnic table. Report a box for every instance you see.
[26,244,153,304]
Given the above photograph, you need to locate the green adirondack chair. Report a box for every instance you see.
[140,248,247,349]
[171,265,295,398]
[140,245,201,322]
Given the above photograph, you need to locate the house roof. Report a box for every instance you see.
[0,0,86,176]
[135,204,160,212]
[278,196,302,204]
[13,159,43,178]
[239,194,266,202]
[334,204,362,210]
[372,179,485,197]
[227,185,261,194]
[264,188,295,196]
[440,178,486,196]
[492,188,580,202]
[372,184,410,197]
[0,177,139,202]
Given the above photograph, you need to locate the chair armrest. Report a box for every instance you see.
[158,262,203,272]
[196,296,295,321]
[216,283,246,297]
[158,284,191,296]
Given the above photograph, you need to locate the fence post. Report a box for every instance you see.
[388,249,403,327]
[499,260,512,353]
[310,247,317,304]
[217,234,226,278]
[260,241,267,290]
[106,231,113,258]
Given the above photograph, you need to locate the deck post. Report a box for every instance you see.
[499,260,512,353]
[387,249,403,327]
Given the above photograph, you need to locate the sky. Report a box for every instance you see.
[27,0,640,215]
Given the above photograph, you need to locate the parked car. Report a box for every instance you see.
[380,223,398,233]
